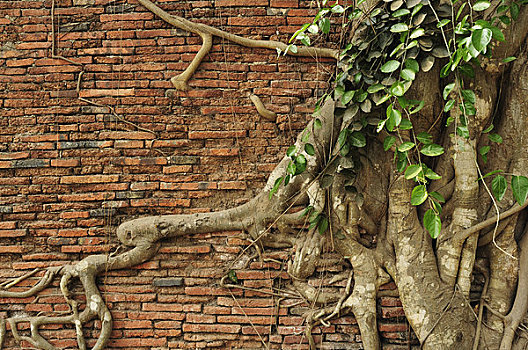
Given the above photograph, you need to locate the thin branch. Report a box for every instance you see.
[453,201,528,242]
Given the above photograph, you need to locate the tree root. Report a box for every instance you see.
[249,94,277,122]
[0,241,159,350]
[136,0,339,90]
[500,232,528,349]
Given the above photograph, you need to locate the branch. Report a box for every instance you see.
[136,0,339,90]
[453,201,528,242]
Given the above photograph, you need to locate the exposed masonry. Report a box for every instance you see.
[0,0,411,349]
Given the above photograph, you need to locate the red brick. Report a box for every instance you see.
[215,0,268,5]
[182,323,241,333]
[186,313,216,323]
[0,229,27,237]
[50,158,80,167]
[60,175,119,184]
[188,130,247,139]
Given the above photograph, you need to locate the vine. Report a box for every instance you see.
[281,0,528,239]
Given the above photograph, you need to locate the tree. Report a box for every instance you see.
[1,0,528,349]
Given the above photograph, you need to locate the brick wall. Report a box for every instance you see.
[0,0,412,348]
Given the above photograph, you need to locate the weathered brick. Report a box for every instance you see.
[60,175,119,184]
[182,323,241,333]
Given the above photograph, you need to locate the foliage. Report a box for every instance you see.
[281,0,528,239]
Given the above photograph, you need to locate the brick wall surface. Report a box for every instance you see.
[0,0,412,348]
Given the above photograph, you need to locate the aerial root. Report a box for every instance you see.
[287,228,322,280]
[170,32,212,90]
[137,0,338,90]
[249,94,277,121]
[0,267,60,299]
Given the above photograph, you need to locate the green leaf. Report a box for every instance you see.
[227,270,238,283]
[391,23,409,33]
[444,99,455,112]
[307,24,318,34]
[482,124,494,133]
[304,143,315,156]
[290,23,310,43]
[472,28,492,52]
[377,119,386,133]
[424,209,441,239]
[318,216,329,234]
[390,82,405,97]
[301,129,311,142]
[410,100,425,114]
[287,160,296,175]
[410,27,425,39]
[400,68,416,81]
[473,0,491,11]
[295,154,307,175]
[287,145,296,157]
[478,169,503,181]
[396,151,407,172]
[405,164,422,179]
[425,168,442,180]
[314,118,322,129]
[411,185,428,205]
[284,174,290,185]
[512,175,528,205]
[390,43,405,57]
[388,107,402,131]
[457,125,470,139]
[381,60,401,73]
[489,26,505,42]
[398,142,415,152]
[456,2,467,20]
[349,131,367,148]
[393,8,411,17]
[437,19,451,28]
[502,56,517,63]
[405,59,419,73]
[376,94,390,106]
[338,129,349,147]
[399,119,413,130]
[460,101,476,116]
[440,62,452,78]
[492,175,507,201]
[420,144,445,157]
[299,205,314,217]
[429,191,445,203]
[269,177,284,199]
[461,89,476,104]
[417,132,433,144]
[367,84,385,93]
[331,4,345,13]
[383,135,396,151]
[342,90,355,105]
[499,15,511,25]
[511,2,520,20]
[443,83,455,100]
[479,146,490,162]
[411,3,423,16]
[488,133,503,143]
[355,91,368,103]
[320,18,330,34]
